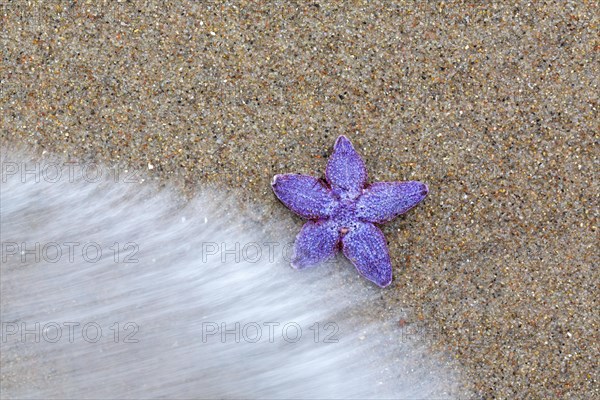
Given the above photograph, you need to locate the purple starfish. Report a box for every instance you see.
[271,135,429,287]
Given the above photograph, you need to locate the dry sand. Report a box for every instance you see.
[1,1,598,398]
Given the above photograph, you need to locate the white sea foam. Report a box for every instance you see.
[0,149,464,399]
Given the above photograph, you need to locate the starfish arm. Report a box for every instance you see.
[291,219,340,269]
[325,136,367,198]
[356,181,429,223]
[341,222,393,287]
[272,174,338,219]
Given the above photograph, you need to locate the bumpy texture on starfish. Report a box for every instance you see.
[272,135,429,287]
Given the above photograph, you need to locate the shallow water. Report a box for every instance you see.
[1,150,463,399]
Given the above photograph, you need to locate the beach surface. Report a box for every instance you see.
[1,1,598,397]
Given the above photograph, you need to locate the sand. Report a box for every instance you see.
[1,1,598,398]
